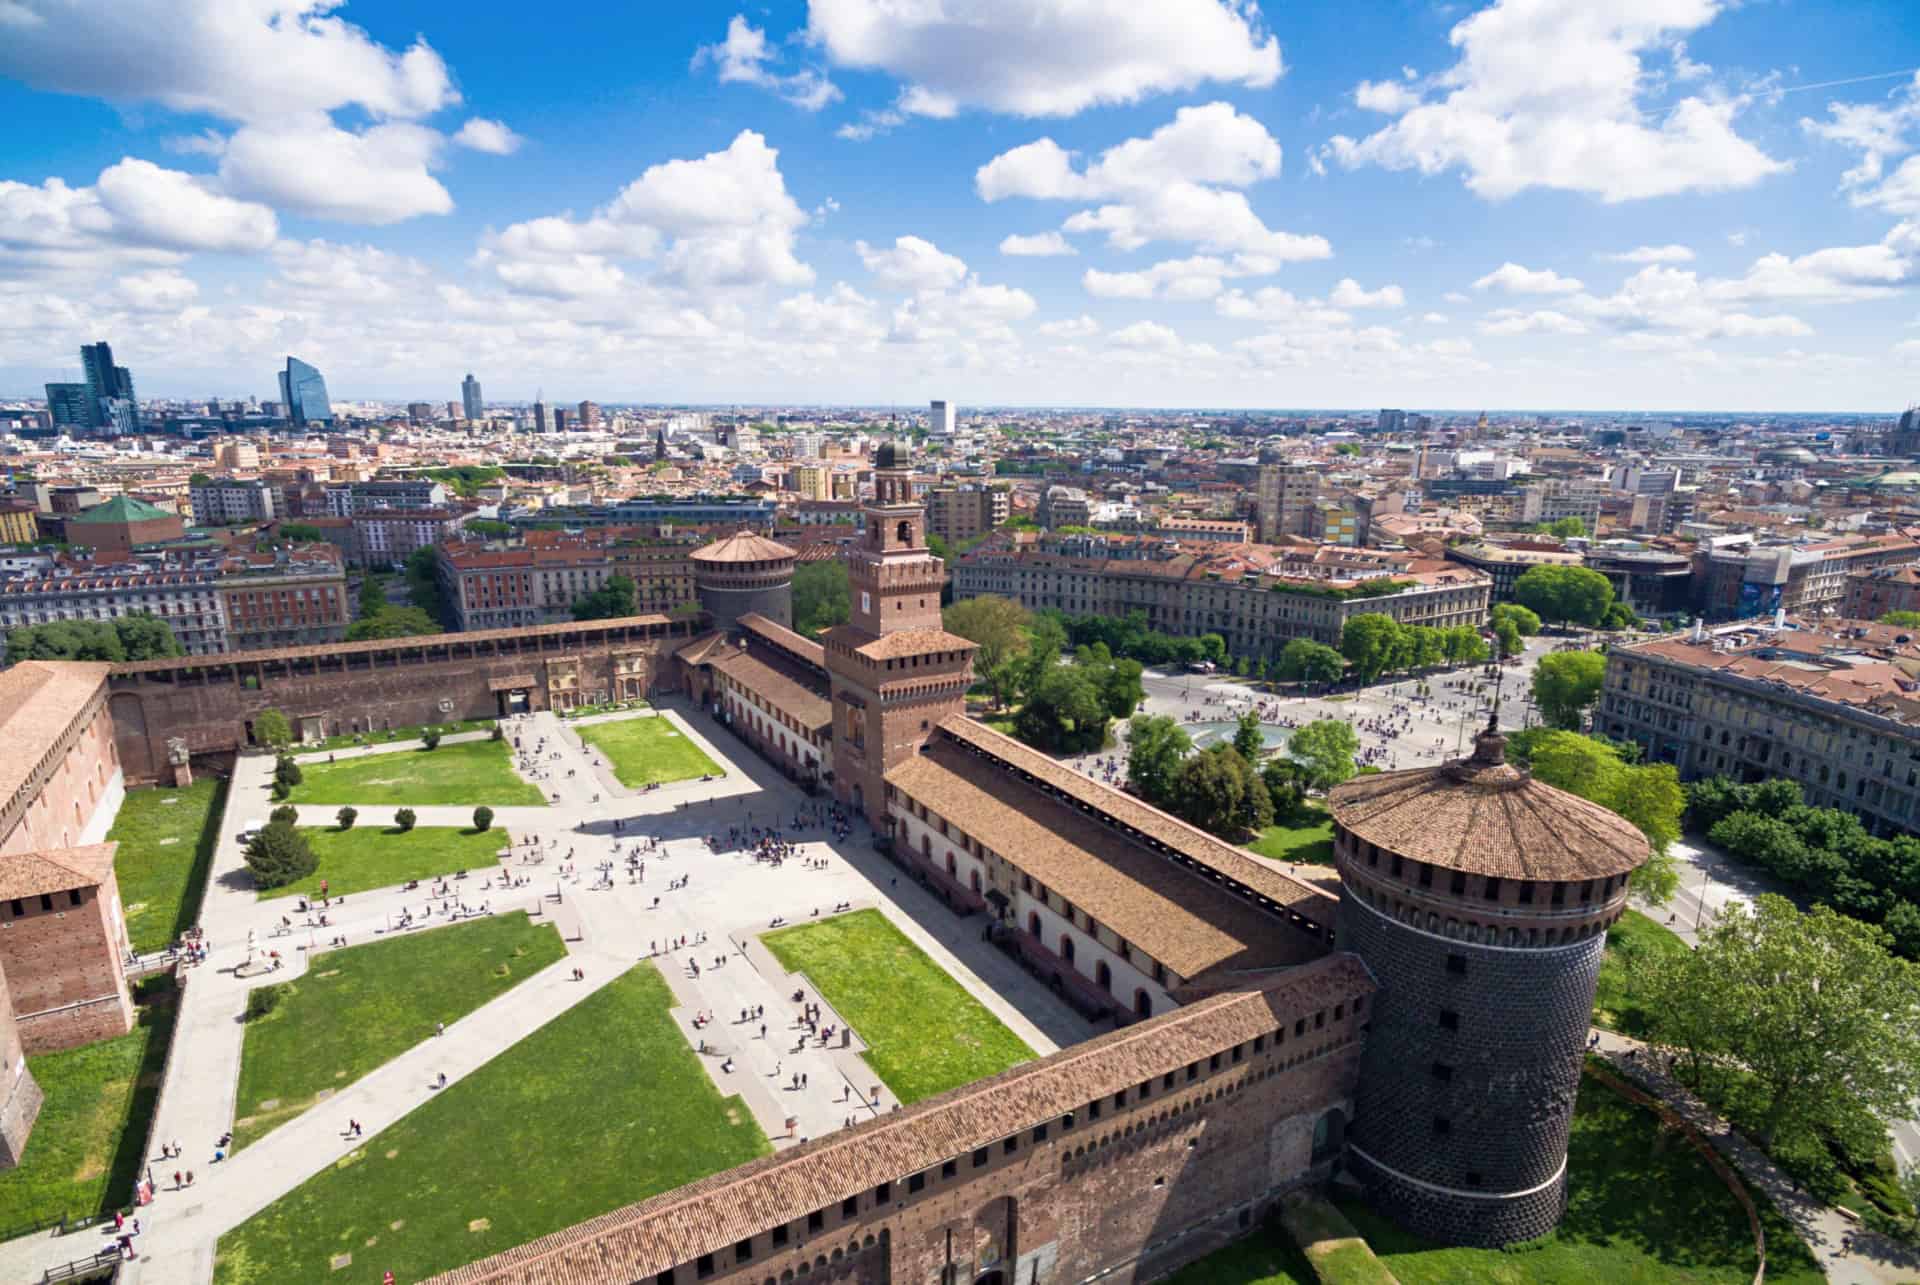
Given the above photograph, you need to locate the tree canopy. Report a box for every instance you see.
[1522,729,1681,902]
[244,820,317,890]
[345,605,443,641]
[1531,649,1607,729]
[4,614,183,664]
[571,573,639,621]
[1288,718,1360,792]
[1878,610,1920,628]
[1512,564,1615,628]
[1014,664,1109,754]
[1125,714,1191,804]
[252,708,292,749]
[943,596,1031,707]
[1277,638,1346,684]
[792,561,850,638]
[1170,746,1271,839]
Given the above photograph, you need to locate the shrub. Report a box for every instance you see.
[273,754,303,788]
[472,806,494,833]
[243,821,317,890]
[336,806,357,831]
[422,729,442,750]
[269,805,298,826]
[395,807,417,832]
[246,983,289,1022]
[490,724,504,741]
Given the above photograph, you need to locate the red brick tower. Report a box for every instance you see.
[825,444,976,825]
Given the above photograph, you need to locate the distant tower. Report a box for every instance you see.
[279,356,333,428]
[1327,719,1648,1247]
[531,396,549,433]
[690,532,797,634]
[825,443,976,825]
[0,959,44,1169]
[462,373,483,422]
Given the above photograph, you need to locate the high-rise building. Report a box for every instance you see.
[279,356,334,427]
[461,373,483,422]
[1376,408,1407,434]
[1256,463,1319,541]
[929,399,957,435]
[44,383,93,430]
[80,342,116,429]
[577,400,601,429]
[552,407,569,432]
[406,402,435,424]
[531,399,549,432]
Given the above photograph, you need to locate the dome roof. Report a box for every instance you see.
[1326,727,1649,883]
[875,441,899,469]
[690,531,797,564]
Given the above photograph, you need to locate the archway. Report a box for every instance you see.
[1059,934,1075,966]
[976,1274,1006,1285]
[1095,960,1112,992]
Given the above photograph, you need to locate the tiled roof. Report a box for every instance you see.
[0,844,116,899]
[111,614,678,673]
[840,627,978,661]
[934,718,1335,920]
[711,648,831,730]
[690,531,796,564]
[1327,730,1648,882]
[424,955,1374,1285]
[0,662,111,810]
[737,614,824,669]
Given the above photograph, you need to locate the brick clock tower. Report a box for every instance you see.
[825,444,976,826]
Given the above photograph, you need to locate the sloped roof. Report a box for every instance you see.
[70,496,176,525]
[1326,728,1649,882]
[0,844,117,899]
[0,662,111,810]
[690,531,796,564]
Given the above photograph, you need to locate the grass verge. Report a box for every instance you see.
[232,913,565,1151]
[574,716,721,788]
[286,739,545,808]
[1245,806,1336,866]
[762,908,1033,1104]
[262,826,506,901]
[107,777,227,954]
[215,964,767,1285]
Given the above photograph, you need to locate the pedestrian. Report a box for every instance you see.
[186,1170,195,1186]
[173,1170,183,1189]
[436,1021,445,1037]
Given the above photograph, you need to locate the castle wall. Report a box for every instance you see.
[0,960,43,1169]
[0,882,134,1054]
[1,694,120,857]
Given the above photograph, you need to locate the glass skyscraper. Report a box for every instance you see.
[279,356,334,427]
[462,372,483,421]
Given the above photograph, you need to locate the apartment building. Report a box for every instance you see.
[1601,619,1920,837]
[1443,540,1585,602]
[351,508,467,569]
[437,530,698,630]
[923,483,1008,546]
[1255,463,1319,541]
[0,569,226,655]
[953,544,1489,656]
[1843,564,1920,620]
[216,549,350,651]
[1697,532,1920,621]
[189,479,280,524]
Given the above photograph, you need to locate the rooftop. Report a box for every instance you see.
[0,662,112,815]
[1327,725,1649,883]
[68,495,176,525]
[0,843,117,900]
[690,531,796,565]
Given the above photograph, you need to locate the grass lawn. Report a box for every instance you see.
[1333,1076,1824,1285]
[1245,806,1336,866]
[574,716,720,788]
[231,912,566,1152]
[0,1002,174,1227]
[286,739,545,808]
[1157,1218,1314,1285]
[1592,909,1690,1038]
[107,778,227,954]
[296,719,494,756]
[762,909,1034,1104]
[261,825,506,901]
[215,964,768,1285]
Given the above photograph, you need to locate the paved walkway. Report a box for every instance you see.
[0,703,1090,1284]
[1593,1029,1920,1285]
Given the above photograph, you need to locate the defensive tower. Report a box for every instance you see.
[690,531,797,634]
[1327,717,1648,1246]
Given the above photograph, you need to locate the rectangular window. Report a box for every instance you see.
[6,900,18,917]
[1519,882,1535,904]
[942,1159,957,1179]
[1003,1136,1018,1156]
[735,1239,754,1262]
[697,1254,714,1280]
[1446,954,1467,976]
[1431,1062,1453,1082]
[1032,1122,1049,1144]
[1551,882,1566,905]
[1484,877,1501,900]
[972,1147,989,1167]
[1439,1009,1459,1031]
[771,1224,789,1247]
[38,894,52,912]
[907,1173,925,1194]
[68,889,82,907]
[841,1196,858,1218]
[1088,1099,1103,1121]
[1450,870,1467,895]
[874,1182,890,1204]
[1418,864,1434,888]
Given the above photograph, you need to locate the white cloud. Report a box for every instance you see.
[1214,288,1353,330]
[1802,73,1920,215]
[1443,290,1470,304]
[1355,79,1420,114]
[1704,224,1920,304]
[999,231,1075,257]
[1568,263,1814,339]
[479,130,812,298]
[115,269,199,311]
[1479,308,1587,335]
[976,104,1324,261]
[219,116,451,225]
[1604,244,1694,264]
[95,157,278,252]
[1421,312,1449,323]
[1038,314,1101,338]
[1473,262,1584,295]
[1328,277,1406,309]
[694,14,840,111]
[856,235,968,291]
[1081,254,1275,301]
[1325,0,1784,202]
[271,239,431,303]
[453,118,522,155]
[805,0,1281,120]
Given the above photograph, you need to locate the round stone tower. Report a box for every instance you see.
[691,531,798,634]
[1326,719,1648,1247]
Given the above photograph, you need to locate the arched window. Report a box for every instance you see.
[970,869,982,893]
[1095,960,1112,992]
[1060,934,1076,966]
[1027,911,1041,936]
[896,519,911,544]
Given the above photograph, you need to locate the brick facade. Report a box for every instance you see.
[0,960,43,1169]
[0,860,134,1054]
[0,667,120,858]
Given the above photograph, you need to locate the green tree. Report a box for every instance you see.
[1277,638,1346,684]
[1494,616,1525,659]
[5,619,126,661]
[571,573,639,621]
[1525,730,1682,903]
[1512,564,1615,629]
[422,729,442,750]
[473,806,493,833]
[394,807,417,833]
[1199,633,1227,665]
[1492,603,1542,636]
[1599,602,1639,630]
[244,820,317,890]
[1171,746,1271,838]
[1288,719,1360,792]
[1340,613,1405,683]
[112,614,184,661]
[279,522,323,543]
[943,596,1032,707]
[254,708,292,750]
[345,606,443,641]
[336,806,357,831]
[1016,614,1068,705]
[792,560,850,638]
[1644,895,1920,1152]
[1233,709,1266,764]
[1125,714,1191,806]
[1878,610,1920,628]
[1532,650,1607,729]
[1014,665,1108,754]
[1531,516,1588,539]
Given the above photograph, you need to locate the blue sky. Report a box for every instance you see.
[3,0,1920,411]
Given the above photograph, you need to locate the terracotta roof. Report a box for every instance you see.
[0,844,117,899]
[424,954,1374,1285]
[110,614,679,673]
[0,662,111,810]
[673,632,730,667]
[887,738,1329,978]
[690,531,796,564]
[835,626,978,661]
[711,647,832,731]
[737,613,824,669]
[1327,729,1649,882]
[937,717,1334,917]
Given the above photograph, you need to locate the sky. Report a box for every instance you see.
[3,1,1920,413]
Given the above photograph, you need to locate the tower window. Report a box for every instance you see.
[1431,1061,1453,1082]
[1432,1116,1451,1135]
[1450,870,1466,895]
[1438,1009,1459,1031]
[1445,954,1467,976]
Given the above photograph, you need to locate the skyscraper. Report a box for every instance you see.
[929,399,957,435]
[462,373,483,421]
[531,398,549,432]
[44,383,92,429]
[77,341,135,432]
[577,400,601,429]
[279,356,334,428]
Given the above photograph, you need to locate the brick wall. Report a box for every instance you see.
[0,882,133,1054]
[0,961,43,1169]
[1,697,120,857]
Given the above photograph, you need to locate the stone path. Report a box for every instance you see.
[1593,1029,1920,1285]
[0,703,1088,1285]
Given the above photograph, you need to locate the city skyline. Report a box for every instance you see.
[2,1,1920,412]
